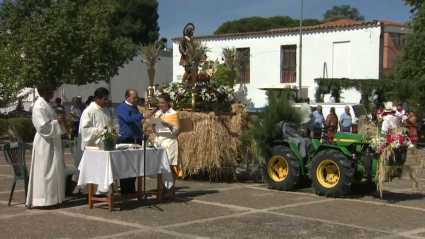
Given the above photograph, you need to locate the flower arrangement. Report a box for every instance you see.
[140,42,162,69]
[360,122,423,197]
[221,47,249,71]
[98,126,120,142]
[154,82,234,107]
[155,82,191,105]
[186,41,210,68]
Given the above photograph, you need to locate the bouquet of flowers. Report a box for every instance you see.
[197,82,234,103]
[98,126,120,142]
[140,43,162,69]
[221,47,249,71]
[387,134,414,149]
[155,82,191,105]
[155,82,235,106]
[186,41,210,68]
[370,137,387,153]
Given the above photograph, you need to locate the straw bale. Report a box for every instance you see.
[139,104,250,178]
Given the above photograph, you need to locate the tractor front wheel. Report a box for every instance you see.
[262,145,301,191]
[310,150,354,197]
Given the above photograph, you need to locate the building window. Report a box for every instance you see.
[281,45,297,83]
[393,33,405,46]
[236,48,250,84]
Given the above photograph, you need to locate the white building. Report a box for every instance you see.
[172,20,409,107]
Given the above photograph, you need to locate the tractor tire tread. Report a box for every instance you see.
[310,149,354,198]
[262,145,301,191]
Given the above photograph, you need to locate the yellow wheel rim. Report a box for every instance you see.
[316,159,340,188]
[267,156,289,182]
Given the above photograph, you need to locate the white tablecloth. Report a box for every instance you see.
[77,148,173,191]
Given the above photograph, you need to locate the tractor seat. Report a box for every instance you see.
[277,121,315,158]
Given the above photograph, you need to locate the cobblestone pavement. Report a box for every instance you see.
[0,149,424,239]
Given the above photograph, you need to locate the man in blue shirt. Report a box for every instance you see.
[313,105,325,138]
[116,89,145,195]
[339,106,352,132]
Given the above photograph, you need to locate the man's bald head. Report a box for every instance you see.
[125,88,139,105]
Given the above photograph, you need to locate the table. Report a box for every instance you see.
[77,148,172,212]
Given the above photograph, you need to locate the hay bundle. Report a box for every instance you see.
[140,104,250,178]
[360,122,425,197]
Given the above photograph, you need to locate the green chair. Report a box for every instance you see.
[2,142,32,206]
[62,140,79,195]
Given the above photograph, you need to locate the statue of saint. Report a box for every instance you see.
[179,23,195,83]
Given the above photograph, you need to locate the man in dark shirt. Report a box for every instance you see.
[116,89,145,195]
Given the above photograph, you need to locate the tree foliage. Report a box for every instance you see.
[0,0,137,106]
[322,5,365,21]
[213,5,364,35]
[111,0,160,45]
[388,0,425,112]
[214,16,322,35]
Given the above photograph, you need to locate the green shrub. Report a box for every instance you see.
[0,119,8,137]
[8,118,36,142]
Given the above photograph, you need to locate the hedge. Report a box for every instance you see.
[0,119,8,137]
[4,118,74,142]
[8,118,36,142]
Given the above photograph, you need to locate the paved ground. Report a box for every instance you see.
[0,149,425,239]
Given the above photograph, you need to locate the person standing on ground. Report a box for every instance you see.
[76,95,86,112]
[325,107,339,144]
[312,105,325,139]
[407,111,418,147]
[150,93,182,198]
[26,82,67,208]
[300,98,314,139]
[105,101,114,126]
[70,97,82,139]
[339,106,352,133]
[116,89,146,195]
[85,96,94,107]
[75,87,112,196]
[53,98,66,116]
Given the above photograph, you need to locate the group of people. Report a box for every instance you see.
[26,82,180,208]
[299,98,354,143]
[377,102,419,145]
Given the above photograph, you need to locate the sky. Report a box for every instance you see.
[158,0,412,45]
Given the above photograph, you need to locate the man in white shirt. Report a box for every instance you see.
[382,106,399,135]
[75,87,112,196]
[300,98,314,139]
[26,82,67,208]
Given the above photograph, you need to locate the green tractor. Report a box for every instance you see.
[263,129,407,197]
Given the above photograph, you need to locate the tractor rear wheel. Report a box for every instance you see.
[262,145,300,191]
[310,149,354,197]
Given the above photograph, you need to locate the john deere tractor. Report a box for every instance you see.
[263,127,407,197]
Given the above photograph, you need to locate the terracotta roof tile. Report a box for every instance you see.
[172,19,405,41]
[376,20,406,27]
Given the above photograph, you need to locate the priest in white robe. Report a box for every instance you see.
[74,87,112,195]
[26,82,67,208]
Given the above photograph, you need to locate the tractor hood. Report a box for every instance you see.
[333,132,368,147]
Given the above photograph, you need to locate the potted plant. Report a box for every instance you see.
[221,47,249,88]
[140,42,162,102]
[98,126,120,151]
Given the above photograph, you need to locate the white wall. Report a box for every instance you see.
[61,52,173,104]
[172,26,381,107]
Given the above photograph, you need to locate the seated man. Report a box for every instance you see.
[116,89,146,195]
